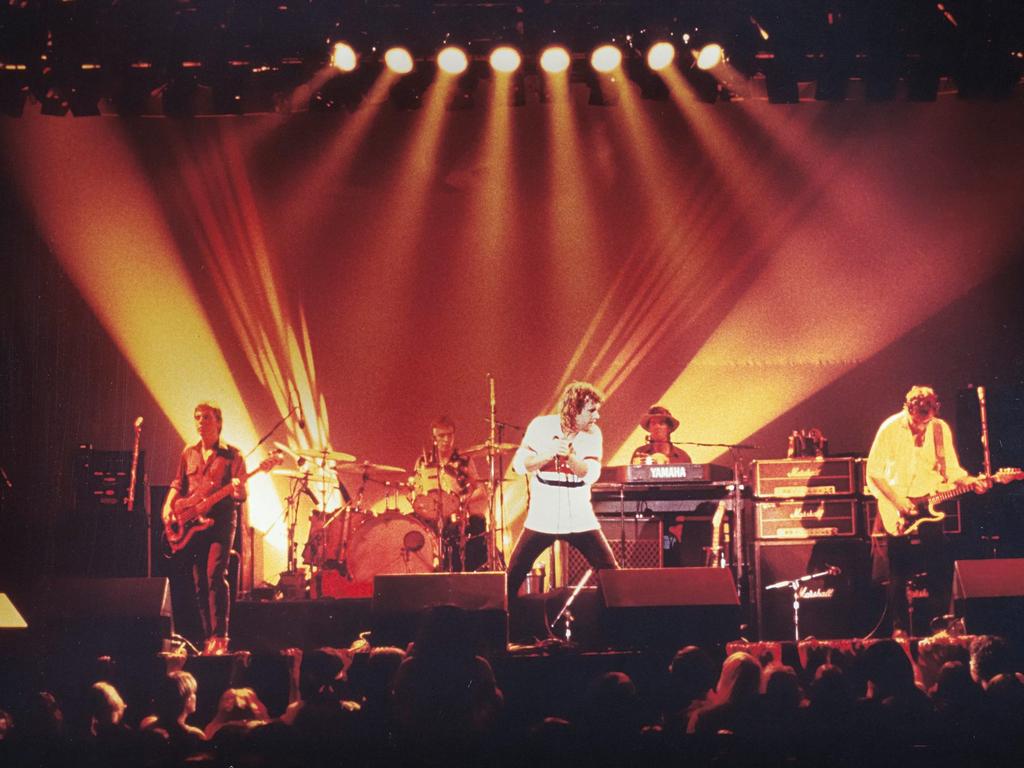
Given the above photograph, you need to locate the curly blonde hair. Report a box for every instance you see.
[559,381,605,434]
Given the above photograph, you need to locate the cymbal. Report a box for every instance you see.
[293,446,357,463]
[335,460,408,475]
[272,468,336,483]
[463,441,519,455]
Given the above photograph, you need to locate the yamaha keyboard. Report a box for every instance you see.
[599,462,735,485]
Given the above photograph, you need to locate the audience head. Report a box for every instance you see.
[763,663,803,710]
[21,691,64,739]
[808,663,854,710]
[860,640,915,698]
[714,651,762,706]
[153,670,198,724]
[667,645,717,708]
[970,635,1016,688]
[0,708,11,740]
[88,681,127,733]
[580,671,641,737]
[299,648,348,702]
[212,687,269,726]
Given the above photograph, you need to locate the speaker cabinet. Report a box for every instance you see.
[566,517,663,584]
[372,572,508,653]
[30,577,173,656]
[754,539,874,641]
[953,558,1024,639]
[599,567,739,650]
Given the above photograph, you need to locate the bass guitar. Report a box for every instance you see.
[875,467,1023,536]
[163,451,283,555]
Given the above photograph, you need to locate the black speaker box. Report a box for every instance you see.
[372,572,508,653]
[953,558,1024,639]
[566,517,663,583]
[30,577,173,657]
[754,539,874,641]
[599,567,740,650]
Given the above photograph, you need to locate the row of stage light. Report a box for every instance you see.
[328,40,725,76]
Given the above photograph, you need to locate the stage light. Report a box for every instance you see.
[437,46,468,75]
[591,44,622,73]
[331,42,358,72]
[696,43,724,70]
[540,46,571,74]
[646,42,676,71]
[490,46,521,73]
[384,47,414,75]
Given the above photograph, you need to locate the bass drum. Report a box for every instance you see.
[346,512,438,584]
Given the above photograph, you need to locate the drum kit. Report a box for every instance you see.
[271,440,517,598]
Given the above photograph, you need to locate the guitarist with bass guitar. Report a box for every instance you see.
[866,386,992,638]
[162,402,248,656]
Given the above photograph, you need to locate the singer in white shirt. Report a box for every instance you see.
[506,381,619,600]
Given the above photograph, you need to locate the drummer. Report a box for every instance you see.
[411,416,486,572]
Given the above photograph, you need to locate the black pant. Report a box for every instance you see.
[873,523,949,634]
[506,527,619,598]
[188,509,237,639]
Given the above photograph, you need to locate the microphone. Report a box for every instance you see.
[134,416,144,429]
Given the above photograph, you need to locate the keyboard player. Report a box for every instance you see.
[630,405,692,465]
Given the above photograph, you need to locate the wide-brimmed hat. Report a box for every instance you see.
[640,405,680,433]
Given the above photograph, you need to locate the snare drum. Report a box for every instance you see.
[346,512,438,583]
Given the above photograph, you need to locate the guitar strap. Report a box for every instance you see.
[932,421,948,483]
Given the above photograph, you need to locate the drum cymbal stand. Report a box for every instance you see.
[283,477,306,575]
[335,468,369,580]
[483,373,521,571]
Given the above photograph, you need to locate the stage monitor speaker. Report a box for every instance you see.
[566,517,662,584]
[599,567,739,650]
[754,539,874,641]
[372,572,508,654]
[953,558,1024,639]
[30,577,173,657]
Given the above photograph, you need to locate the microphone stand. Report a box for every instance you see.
[247,405,302,460]
[765,567,838,642]
[126,418,148,577]
[550,568,594,642]
[680,440,757,624]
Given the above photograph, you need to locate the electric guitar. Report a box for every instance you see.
[163,451,282,555]
[705,500,728,568]
[875,467,1023,537]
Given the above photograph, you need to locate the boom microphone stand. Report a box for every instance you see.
[765,566,840,641]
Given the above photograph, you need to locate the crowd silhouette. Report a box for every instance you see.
[1,609,1022,767]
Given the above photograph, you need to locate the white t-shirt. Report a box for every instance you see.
[512,414,602,534]
[866,412,967,500]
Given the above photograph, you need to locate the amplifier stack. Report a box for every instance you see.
[751,457,873,640]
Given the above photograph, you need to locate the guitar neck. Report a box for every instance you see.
[189,464,264,510]
[929,478,978,506]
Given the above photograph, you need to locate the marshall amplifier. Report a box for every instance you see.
[756,499,860,539]
[753,458,858,499]
[754,539,875,640]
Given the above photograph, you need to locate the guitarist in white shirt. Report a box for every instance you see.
[162,402,247,655]
[866,386,990,637]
